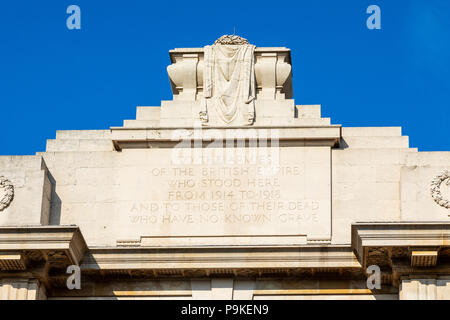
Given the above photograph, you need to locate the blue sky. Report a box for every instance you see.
[0,0,449,155]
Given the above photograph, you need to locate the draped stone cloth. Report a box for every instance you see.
[202,44,256,125]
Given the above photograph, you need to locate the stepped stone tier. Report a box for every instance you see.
[1,35,450,300]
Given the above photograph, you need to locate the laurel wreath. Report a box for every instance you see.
[214,35,249,45]
[0,176,14,212]
[430,170,450,209]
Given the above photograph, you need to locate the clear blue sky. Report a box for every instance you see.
[0,0,449,155]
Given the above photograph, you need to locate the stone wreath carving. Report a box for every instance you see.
[214,34,249,45]
[0,176,14,211]
[430,170,450,209]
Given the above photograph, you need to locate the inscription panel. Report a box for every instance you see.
[113,146,331,241]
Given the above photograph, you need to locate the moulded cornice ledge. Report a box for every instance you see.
[80,245,362,272]
[110,126,342,151]
[351,222,450,264]
[0,225,88,266]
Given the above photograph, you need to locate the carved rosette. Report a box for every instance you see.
[430,170,450,209]
[0,176,14,212]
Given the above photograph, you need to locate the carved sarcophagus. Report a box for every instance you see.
[167,37,293,102]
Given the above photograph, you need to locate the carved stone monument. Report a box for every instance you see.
[0,36,449,300]
[166,35,293,127]
[201,35,256,125]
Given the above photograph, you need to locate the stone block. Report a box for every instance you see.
[342,127,402,137]
[296,105,321,118]
[56,130,111,140]
[136,106,161,120]
[344,136,409,149]
[0,156,51,226]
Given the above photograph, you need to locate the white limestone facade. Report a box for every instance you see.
[0,36,449,300]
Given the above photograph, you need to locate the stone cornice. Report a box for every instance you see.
[352,222,450,268]
[81,245,361,272]
[110,126,342,150]
[0,226,88,268]
[169,47,292,64]
[2,223,448,289]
